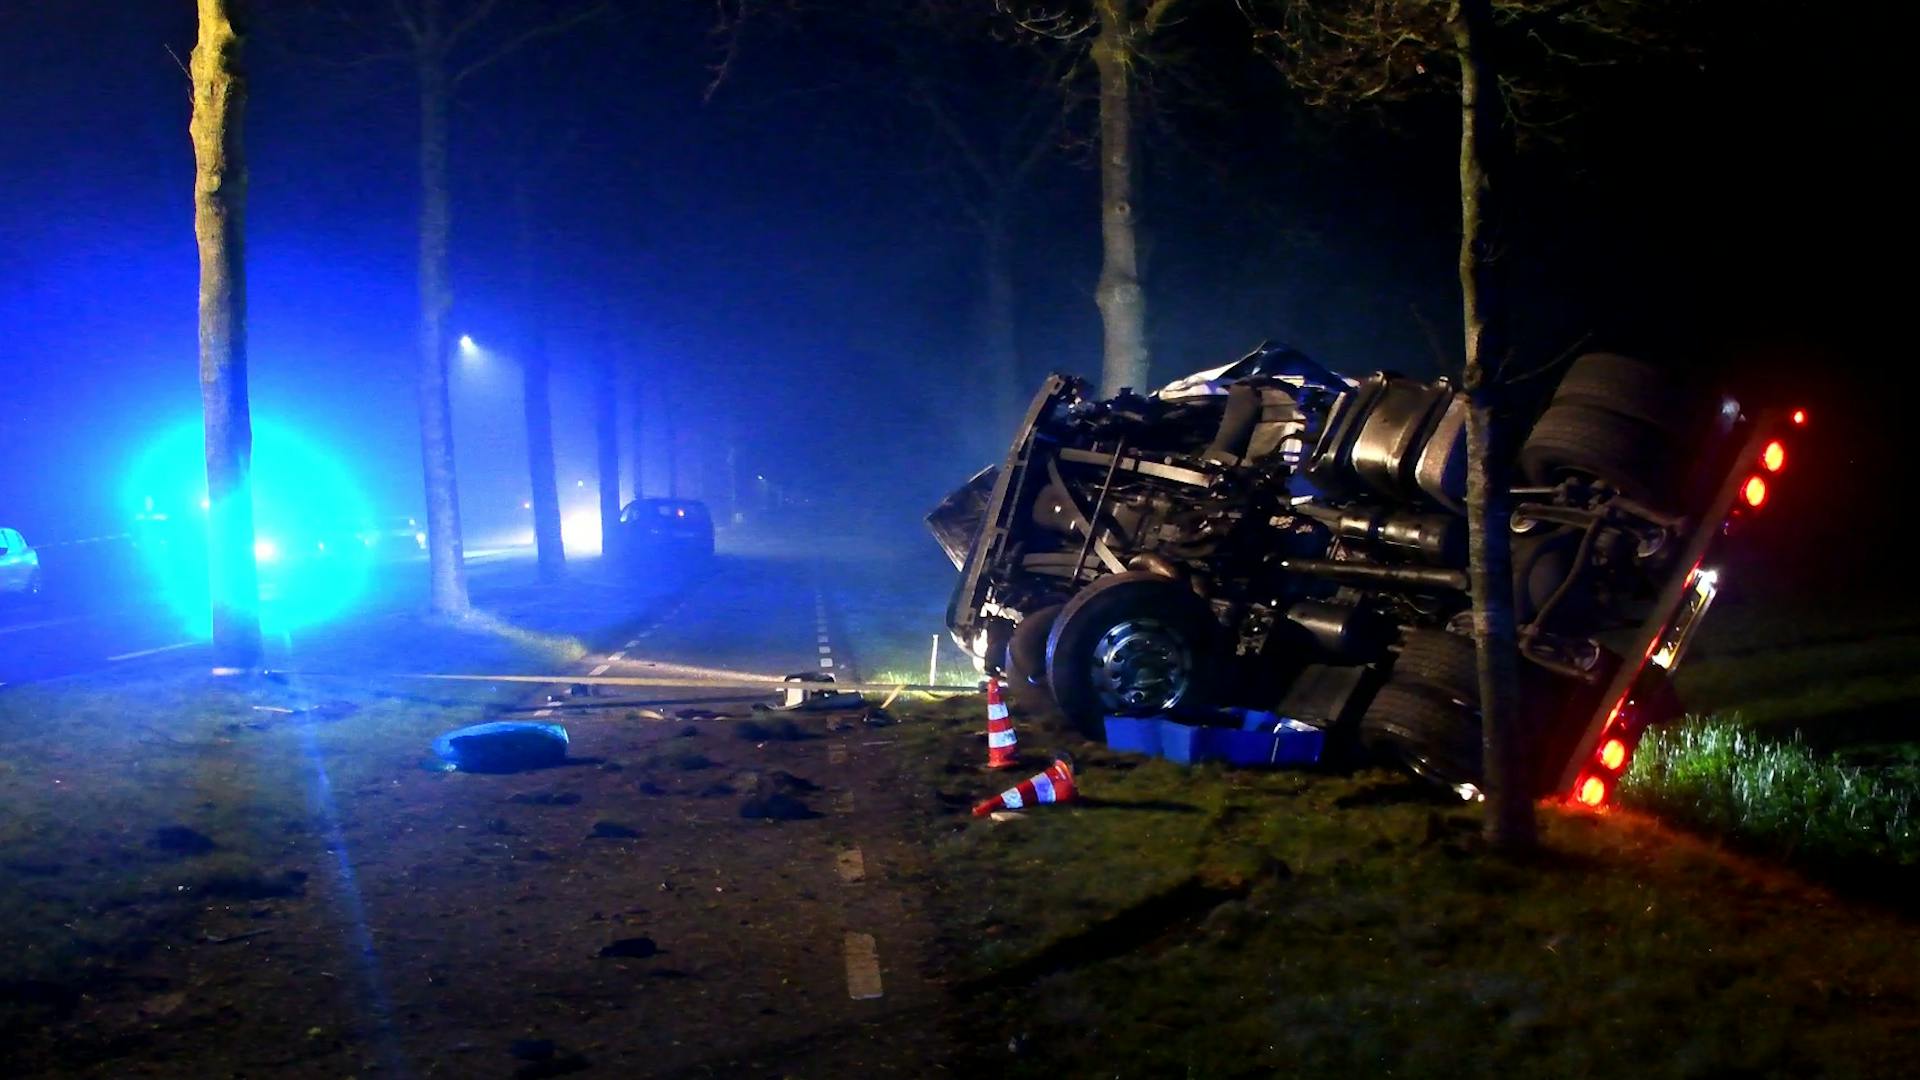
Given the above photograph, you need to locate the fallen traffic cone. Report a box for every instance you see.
[985,676,1019,769]
[972,758,1076,817]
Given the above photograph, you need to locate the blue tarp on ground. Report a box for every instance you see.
[1104,709,1324,767]
[432,721,571,773]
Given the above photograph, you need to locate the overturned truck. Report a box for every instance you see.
[928,345,1799,804]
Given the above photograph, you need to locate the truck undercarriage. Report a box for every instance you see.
[929,345,1797,804]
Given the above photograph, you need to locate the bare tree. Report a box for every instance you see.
[627,367,645,502]
[191,0,262,671]
[1245,0,1682,852]
[906,5,1076,426]
[594,346,621,557]
[512,177,566,582]
[330,0,604,615]
[998,1,1193,397]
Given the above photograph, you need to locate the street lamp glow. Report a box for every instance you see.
[458,334,477,353]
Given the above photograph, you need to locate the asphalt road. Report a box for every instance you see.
[3,516,975,1074]
[0,545,534,689]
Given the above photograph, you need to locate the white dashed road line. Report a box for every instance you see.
[588,663,611,677]
[843,932,883,1000]
[836,849,866,883]
[0,614,90,637]
[106,641,197,662]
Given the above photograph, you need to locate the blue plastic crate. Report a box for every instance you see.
[1102,716,1164,755]
[1102,711,1323,769]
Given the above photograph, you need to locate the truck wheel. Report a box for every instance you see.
[1358,682,1482,789]
[1549,352,1696,433]
[1008,604,1062,687]
[1520,403,1672,506]
[1046,572,1220,736]
[1390,628,1479,702]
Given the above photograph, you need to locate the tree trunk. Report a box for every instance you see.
[663,394,680,498]
[982,207,1022,427]
[1092,0,1149,397]
[191,0,261,671]
[628,367,645,502]
[594,351,621,557]
[513,184,565,582]
[1451,0,1535,852]
[415,0,470,616]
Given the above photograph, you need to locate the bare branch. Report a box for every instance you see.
[453,1,608,87]
[704,0,751,103]
[445,0,505,47]
[389,0,424,42]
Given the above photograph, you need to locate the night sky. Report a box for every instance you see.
[0,1,1902,569]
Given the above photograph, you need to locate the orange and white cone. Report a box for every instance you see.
[985,676,1019,770]
[972,758,1076,817]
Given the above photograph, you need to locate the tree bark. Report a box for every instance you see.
[594,351,621,557]
[191,0,262,670]
[1092,0,1149,397]
[982,206,1022,427]
[628,368,645,502]
[663,394,680,498]
[415,0,470,616]
[513,183,565,582]
[1451,0,1535,852]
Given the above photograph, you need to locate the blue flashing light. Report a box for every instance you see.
[125,419,377,636]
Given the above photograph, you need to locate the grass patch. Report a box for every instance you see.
[1619,716,1920,868]
[893,693,1920,1077]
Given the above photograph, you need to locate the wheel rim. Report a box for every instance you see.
[1090,618,1191,711]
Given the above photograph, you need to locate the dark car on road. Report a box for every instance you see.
[930,345,1798,806]
[618,498,715,563]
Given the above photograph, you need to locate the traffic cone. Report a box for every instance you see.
[985,676,1019,769]
[971,758,1076,817]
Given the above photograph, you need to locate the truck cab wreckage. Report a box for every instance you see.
[929,345,1799,805]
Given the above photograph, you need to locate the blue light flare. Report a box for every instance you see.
[125,419,377,635]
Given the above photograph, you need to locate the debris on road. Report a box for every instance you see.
[508,790,582,807]
[732,717,812,742]
[432,720,570,774]
[598,936,659,959]
[740,793,822,821]
[765,671,864,712]
[149,825,216,856]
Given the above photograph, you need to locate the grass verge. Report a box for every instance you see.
[1619,716,1920,868]
[893,693,1920,1078]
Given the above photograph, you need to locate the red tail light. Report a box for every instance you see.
[1792,408,1807,426]
[1576,775,1608,807]
[1743,475,1767,508]
[1598,738,1628,771]
[1762,440,1786,472]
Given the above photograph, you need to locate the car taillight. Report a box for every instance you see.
[1743,475,1767,508]
[1762,440,1786,472]
[1792,408,1807,426]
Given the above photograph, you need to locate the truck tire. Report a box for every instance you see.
[1358,682,1482,789]
[1549,352,1695,433]
[1520,403,1673,506]
[1008,604,1063,687]
[1046,572,1221,736]
[1390,628,1479,702]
